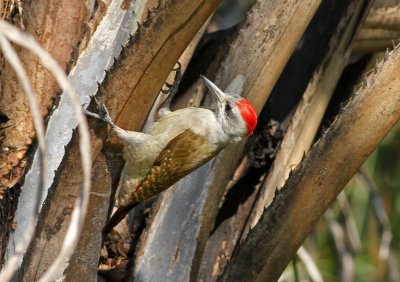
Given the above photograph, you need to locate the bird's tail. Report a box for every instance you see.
[102,202,138,236]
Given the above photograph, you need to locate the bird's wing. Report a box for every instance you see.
[130,129,219,203]
[105,129,215,234]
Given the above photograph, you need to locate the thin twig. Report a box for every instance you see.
[325,209,355,282]
[297,246,323,282]
[388,251,400,282]
[357,168,398,281]
[337,192,362,252]
[357,169,392,261]
[0,20,92,282]
[292,255,299,282]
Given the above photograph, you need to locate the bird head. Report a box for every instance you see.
[200,75,257,139]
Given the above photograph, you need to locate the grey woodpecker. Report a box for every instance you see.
[85,67,257,235]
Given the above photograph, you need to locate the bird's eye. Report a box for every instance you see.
[225,103,232,112]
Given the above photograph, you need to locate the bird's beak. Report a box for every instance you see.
[200,75,224,105]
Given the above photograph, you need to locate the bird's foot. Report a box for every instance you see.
[84,96,116,128]
[161,62,182,96]
[157,62,183,119]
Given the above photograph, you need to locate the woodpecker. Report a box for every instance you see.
[85,69,257,235]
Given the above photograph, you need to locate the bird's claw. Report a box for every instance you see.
[92,95,102,108]
[161,62,182,95]
[161,83,173,94]
[172,61,182,72]
[84,96,116,128]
